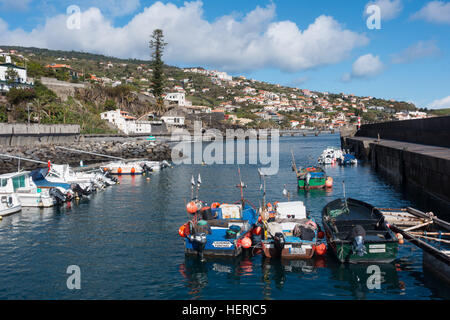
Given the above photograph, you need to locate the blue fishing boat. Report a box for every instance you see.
[179,172,259,260]
[338,154,357,166]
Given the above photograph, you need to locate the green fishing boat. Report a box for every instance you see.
[296,167,330,189]
[291,151,333,190]
[322,198,398,263]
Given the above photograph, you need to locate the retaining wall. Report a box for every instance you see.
[0,123,80,146]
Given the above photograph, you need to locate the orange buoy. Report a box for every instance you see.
[397,233,404,244]
[315,243,327,256]
[186,201,198,214]
[117,167,122,174]
[241,237,252,249]
[131,167,136,174]
[178,224,186,237]
[211,202,220,209]
[257,216,262,223]
[103,167,107,172]
[325,176,333,188]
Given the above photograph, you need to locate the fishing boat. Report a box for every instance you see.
[100,160,169,175]
[0,174,22,215]
[291,152,333,190]
[0,171,57,208]
[261,201,321,259]
[179,172,259,260]
[318,147,344,165]
[338,153,357,166]
[322,198,398,263]
[380,207,450,284]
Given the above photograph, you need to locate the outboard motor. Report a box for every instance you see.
[49,187,66,204]
[351,225,367,257]
[188,233,208,262]
[71,183,90,197]
[274,232,285,254]
[141,163,152,176]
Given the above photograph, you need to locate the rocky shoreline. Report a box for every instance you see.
[0,140,173,174]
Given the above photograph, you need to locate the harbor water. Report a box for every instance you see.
[0,134,448,299]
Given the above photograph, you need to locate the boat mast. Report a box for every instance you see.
[190,175,195,200]
[237,167,246,206]
[291,149,298,176]
[196,173,201,200]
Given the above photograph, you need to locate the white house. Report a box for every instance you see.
[0,56,30,92]
[100,109,152,135]
[164,92,186,106]
[161,109,185,126]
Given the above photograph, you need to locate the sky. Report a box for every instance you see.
[0,0,449,109]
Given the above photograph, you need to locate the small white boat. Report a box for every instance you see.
[0,174,22,215]
[100,162,144,175]
[0,171,56,208]
[101,160,170,175]
[318,147,344,165]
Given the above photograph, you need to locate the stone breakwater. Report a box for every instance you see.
[0,140,173,174]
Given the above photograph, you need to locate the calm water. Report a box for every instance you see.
[0,134,448,300]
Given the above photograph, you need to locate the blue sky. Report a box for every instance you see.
[0,0,449,108]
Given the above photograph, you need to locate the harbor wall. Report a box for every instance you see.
[0,124,80,146]
[344,137,450,217]
[355,116,450,148]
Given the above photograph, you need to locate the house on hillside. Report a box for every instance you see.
[100,109,152,134]
[161,109,185,127]
[164,92,186,106]
[0,56,33,93]
[45,63,80,79]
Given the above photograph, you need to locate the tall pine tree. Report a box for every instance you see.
[149,29,167,116]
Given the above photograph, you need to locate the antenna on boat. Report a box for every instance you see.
[291,149,298,176]
[258,168,266,208]
[190,175,195,200]
[342,180,349,213]
[196,173,202,200]
[237,166,246,206]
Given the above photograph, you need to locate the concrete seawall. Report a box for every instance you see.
[0,124,80,146]
[342,118,450,217]
[355,116,450,148]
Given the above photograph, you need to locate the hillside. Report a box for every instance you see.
[0,45,425,132]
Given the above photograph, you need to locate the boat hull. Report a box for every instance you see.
[0,204,21,216]
[261,241,314,260]
[324,231,398,263]
[298,178,326,189]
[17,194,55,208]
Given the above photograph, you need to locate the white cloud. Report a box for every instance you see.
[342,54,384,82]
[411,1,450,24]
[365,0,403,20]
[0,1,369,73]
[429,96,450,109]
[391,40,440,64]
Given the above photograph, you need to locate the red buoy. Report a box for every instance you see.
[241,237,252,249]
[318,231,325,239]
[186,201,198,214]
[178,225,186,237]
[315,243,327,256]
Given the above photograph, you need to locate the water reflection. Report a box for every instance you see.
[328,259,401,300]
